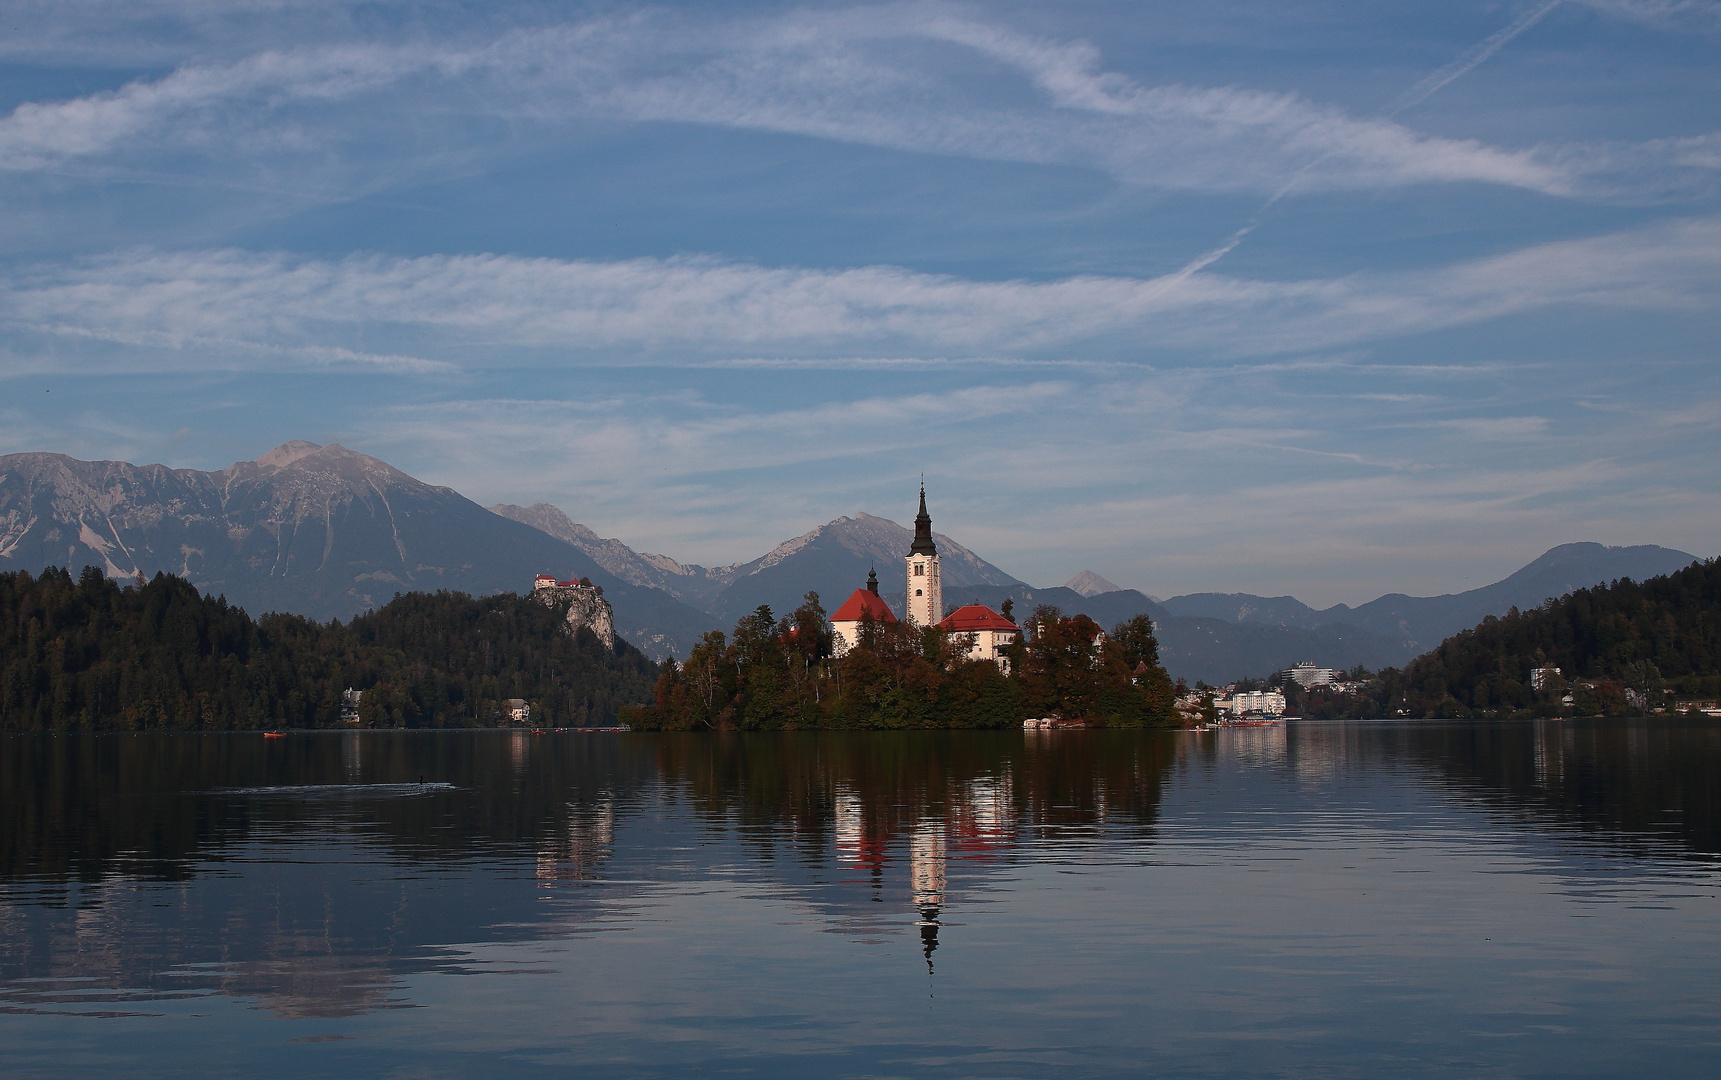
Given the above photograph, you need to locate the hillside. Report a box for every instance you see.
[0,567,657,730]
[1355,558,1721,718]
[1159,543,1700,651]
[0,444,716,659]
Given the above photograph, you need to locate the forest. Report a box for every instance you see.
[622,594,1177,730]
[1294,558,1721,719]
[0,567,657,730]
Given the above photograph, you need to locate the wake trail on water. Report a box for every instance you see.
[210,782,457,798]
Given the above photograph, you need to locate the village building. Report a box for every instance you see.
[830,568,898,656]
[938,604,1021,674]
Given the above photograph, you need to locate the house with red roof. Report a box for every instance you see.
[830,568,898,655]
[938,603,1022,674]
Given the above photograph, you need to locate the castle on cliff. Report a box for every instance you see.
[532,574,616,650]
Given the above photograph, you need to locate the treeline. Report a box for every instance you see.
[1298,558,1721,719]
[624,595,1176,730]
[0,567,657,731]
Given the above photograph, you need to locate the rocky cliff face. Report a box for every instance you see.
[0,443,716,659]
[533,583,616,650]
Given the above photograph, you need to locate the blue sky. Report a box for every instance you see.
[2,0,1718,603]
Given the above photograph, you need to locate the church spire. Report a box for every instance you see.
[910,482,937,556]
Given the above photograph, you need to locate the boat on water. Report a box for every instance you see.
[263,731,286,738]
[1196,715,1286,730]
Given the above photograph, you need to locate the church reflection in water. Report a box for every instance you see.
[911,819,945,971]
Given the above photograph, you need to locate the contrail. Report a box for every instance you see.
[1157,0,1564,289]
[1383,0,1564,118]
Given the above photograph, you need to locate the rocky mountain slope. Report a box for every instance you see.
[0,444,716,659]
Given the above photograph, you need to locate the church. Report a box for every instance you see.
[829,486,1021,672]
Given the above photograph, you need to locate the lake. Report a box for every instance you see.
[2,720,1718,1078]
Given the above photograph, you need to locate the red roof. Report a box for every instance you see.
[831,588,898,623]
[938,604,1020,633]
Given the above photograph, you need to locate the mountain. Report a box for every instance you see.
[1331,543,1700,650]
[1158,543,1700,652]
[0,444,716,659]
[12,443,1694,682]
[701,512,1022,624]
[1065,570,1123,597]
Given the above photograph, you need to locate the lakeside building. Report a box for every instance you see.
[830,569,898,656]
[1283,663,1337,687]
[1212,690,1288,717]
[340,688,363,725]
[1531,666,1563,691]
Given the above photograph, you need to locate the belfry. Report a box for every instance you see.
[905,483,943,627]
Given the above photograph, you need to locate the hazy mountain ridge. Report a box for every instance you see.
[1157,543,1700,653]
[494,501,1698,682]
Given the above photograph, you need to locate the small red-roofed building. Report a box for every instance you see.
[830,568,898,655]
[938,604,1022,673]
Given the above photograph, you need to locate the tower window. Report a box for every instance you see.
[915,589,923,596]
[914,564,923,576]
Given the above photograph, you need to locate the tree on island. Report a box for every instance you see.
[626,595,1176,731]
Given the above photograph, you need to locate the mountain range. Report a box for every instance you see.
[0,443,715,658]
[0,443,1701,681]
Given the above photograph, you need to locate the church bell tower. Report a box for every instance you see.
[905,483,943,627]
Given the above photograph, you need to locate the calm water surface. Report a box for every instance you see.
[2,720,1718,1078]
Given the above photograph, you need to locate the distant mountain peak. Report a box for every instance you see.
[1065,570,1122,597]
[254,440,323,470]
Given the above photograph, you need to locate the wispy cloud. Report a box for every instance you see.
[3,4,1704,199]
[3,217,1716,371]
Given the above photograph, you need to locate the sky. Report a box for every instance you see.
[1,0,1718,604]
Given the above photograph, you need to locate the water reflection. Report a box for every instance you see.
[911,819,946,971]
[1,721,1718,1038]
